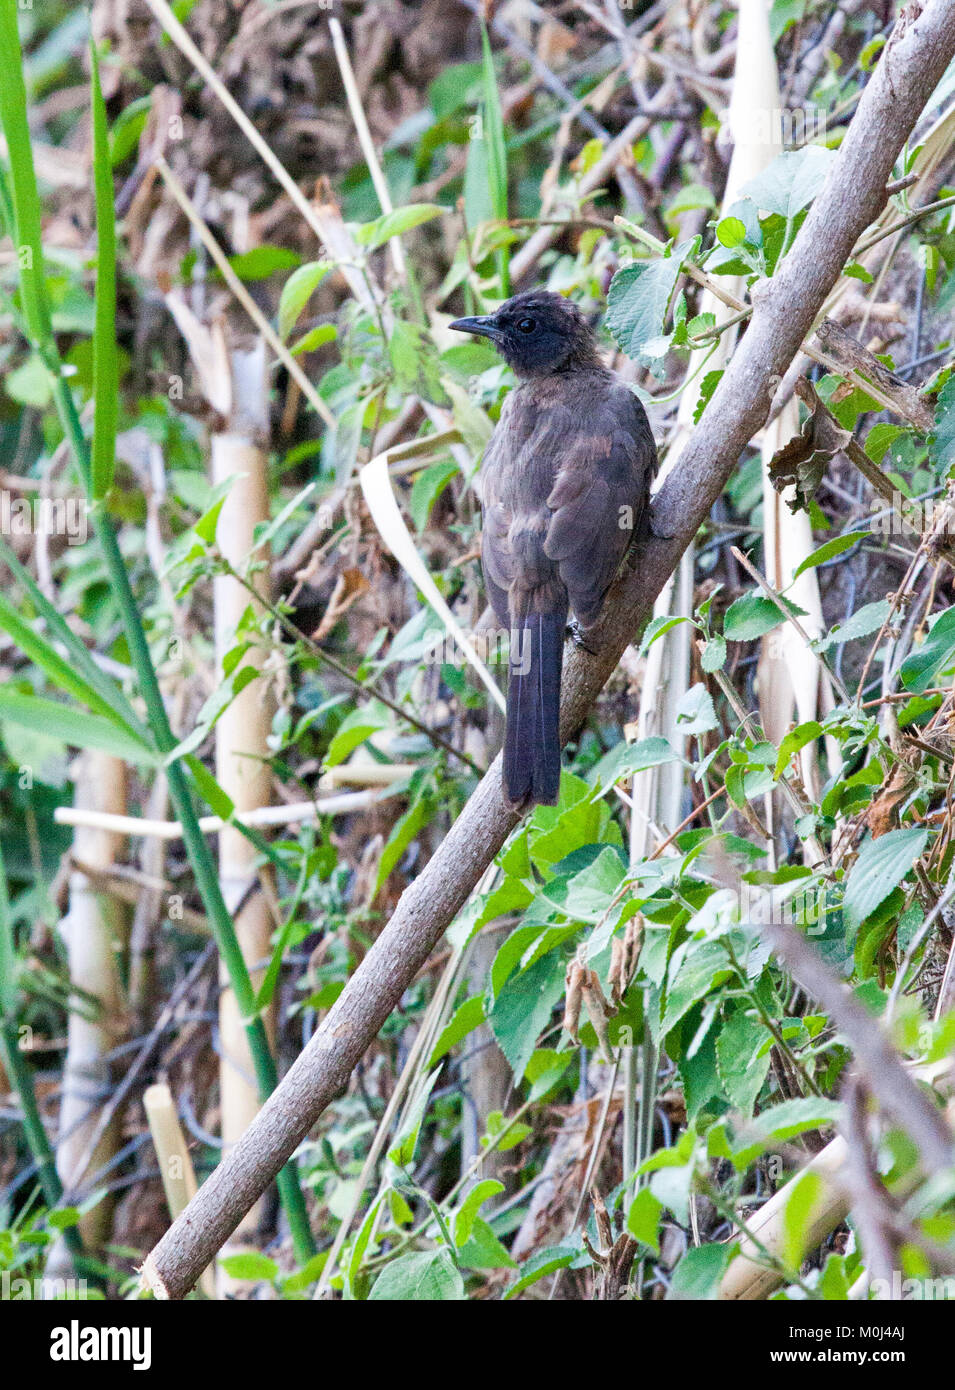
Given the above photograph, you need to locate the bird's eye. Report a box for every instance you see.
[516,317,536,334]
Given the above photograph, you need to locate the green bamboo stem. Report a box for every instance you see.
[0,2,314,1269]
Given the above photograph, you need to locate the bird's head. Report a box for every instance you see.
[449,291,601,378]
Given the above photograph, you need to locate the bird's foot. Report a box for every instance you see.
[569,618,599,654]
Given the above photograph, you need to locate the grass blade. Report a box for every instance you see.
[0,688,159,764]
[88,40,118,500]
[0,589,148,742]
[0,1,53,349]
[0,537,149,740]
[481,22,510,296]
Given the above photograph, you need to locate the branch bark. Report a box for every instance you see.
[141,0,955,1299]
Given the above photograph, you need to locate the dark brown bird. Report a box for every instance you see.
[450,291,657,809]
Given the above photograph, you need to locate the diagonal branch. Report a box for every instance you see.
[140,0,955,1299]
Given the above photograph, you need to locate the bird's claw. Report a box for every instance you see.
[569,618,598,654]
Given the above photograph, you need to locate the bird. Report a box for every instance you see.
[450,290,657,810]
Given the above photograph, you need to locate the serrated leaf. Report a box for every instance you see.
[900,605,955,692]
[793,530,868,579]
[368,1249,465,1301]
[607,249,687,374]
[843,827,930,931]
[489,952,566,1078]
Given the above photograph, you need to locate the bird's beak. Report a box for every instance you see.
[449,314,501,341]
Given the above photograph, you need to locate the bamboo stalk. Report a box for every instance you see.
[54,753,127,1257]
[143,1083,216,1298]
[212,343,276,1259]
[53,783,409,839]
[718,1138,850,1300]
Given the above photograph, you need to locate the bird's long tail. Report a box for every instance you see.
[504,599,567,808]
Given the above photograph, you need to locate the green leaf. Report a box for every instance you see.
[814,599,891,652]
[661,942,733,1036]
[606,252,685,374]
[388,319,448,405]
[185,756,235,821]
[0,539,144,737]
[226,246,301,281]
[355,203,446,250]
[0,589,145,744]
[479,21,509,292]
[716,215,747,248]
[219,1251,279,1282]
[674,683,718,736]
[667,1241,732,1299]
[865,422,904,464]
[589,734,680,791]
[345,1190,384,1299]
[47,1206,81,1230]
[782,1168,825,1270]
[375,784,435,893]
[724,592,805,640]
[774,721,822,778]
[410,459,458,531]
[429,994,485,1067]
[793,530,869,579]
[931,374,955,474]
[325,700,391,767]
[900,605,955,692]
[5,353,52,408]
[627,1187,663,1253]
[290,322,337,356]
[524,1047,572,1101]
[0,2,54,347]
[278,260,332,339]
[453,1179,504,1247]
[0,688,157,764]
[701,635,726,672]
[250,481,318,555]
[504,1246,576,1299]
[108,94,151,166]
[489,951,566,1078]
[89,41,118,500]
[458,1215,517,1270]
[843,828,930,931]
[483,1109,531,1152]
[163,665,261,762]
[739,146,835,221]
[715,1010,771,1118]
[388,1066,441,1168]
[752,1097,842,1147]
[368,1249,465,1301]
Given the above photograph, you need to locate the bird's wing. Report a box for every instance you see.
[543,386,656,627]
[479,435,516,628]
